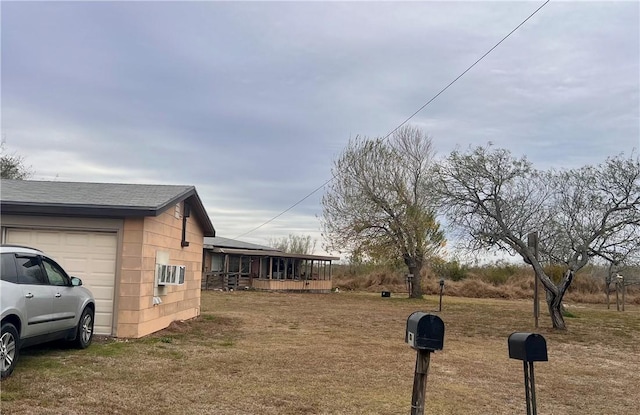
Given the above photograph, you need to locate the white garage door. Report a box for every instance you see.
[6,228,117,336]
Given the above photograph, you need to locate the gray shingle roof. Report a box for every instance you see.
[203,236,279,251]
[0,179,215,236]
[203,236,340,261]
[1,180,193,208]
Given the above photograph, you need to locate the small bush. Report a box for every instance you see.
[432,258,468,281]
[476,263,521,286]
[544,264,566,284]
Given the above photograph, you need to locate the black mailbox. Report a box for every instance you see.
[405,312,444,351]
[508,332,548,362]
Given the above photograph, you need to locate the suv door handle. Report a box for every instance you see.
[55,293,62,298]
[25,293,34,299]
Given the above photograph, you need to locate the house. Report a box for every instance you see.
[202,236,338,293]
[0,179,215,338]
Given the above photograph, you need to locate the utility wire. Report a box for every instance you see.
[235,0,551,239]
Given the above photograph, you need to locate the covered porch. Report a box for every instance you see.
[202,238,338,293]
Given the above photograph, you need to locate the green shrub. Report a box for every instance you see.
[544,264,566,284]
[479,263,520,286]
[432,258,468,281]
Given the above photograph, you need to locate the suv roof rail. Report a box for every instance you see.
[0,244,44,253]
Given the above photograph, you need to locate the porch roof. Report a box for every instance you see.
[210,247,339,262]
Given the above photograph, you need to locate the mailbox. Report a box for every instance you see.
[381,291,391,298]
[508,332,548,362]
[405,312,445,351]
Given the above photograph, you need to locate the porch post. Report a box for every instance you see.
[285,258,289,279]
[276,258,280,279]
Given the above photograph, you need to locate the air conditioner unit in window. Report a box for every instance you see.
[156,264,186,286]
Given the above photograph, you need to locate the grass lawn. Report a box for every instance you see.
[1,291,639,414]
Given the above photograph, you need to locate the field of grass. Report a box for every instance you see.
[1,291,638,414]
[333,268,640,305]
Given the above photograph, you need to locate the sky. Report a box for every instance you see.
[2,1,639,256]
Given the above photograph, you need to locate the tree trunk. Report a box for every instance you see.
[406,257,424,298]
[408,263,422,298]
[546,293,566,330]
[542,269,575,330]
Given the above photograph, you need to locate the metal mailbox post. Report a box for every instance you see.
[508,332,548,415]
[406,312,445,415]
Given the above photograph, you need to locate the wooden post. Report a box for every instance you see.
[528,232,539,328]
[410,350,431,415]
[284,258,289,280]
[225,254,230,290]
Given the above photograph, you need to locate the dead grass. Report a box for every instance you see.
[333,270,640,305]
[1,291,639,414]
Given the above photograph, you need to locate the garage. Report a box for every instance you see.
[2,179,216,338]
[5,228,118,336]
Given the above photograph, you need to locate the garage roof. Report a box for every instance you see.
[0,179,215,236]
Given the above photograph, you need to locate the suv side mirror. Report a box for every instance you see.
[71,277,83,286]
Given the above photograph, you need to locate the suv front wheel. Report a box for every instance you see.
[1,322,19,379]
[74,307,94,349]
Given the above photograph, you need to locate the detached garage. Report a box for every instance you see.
[1,180,215,338]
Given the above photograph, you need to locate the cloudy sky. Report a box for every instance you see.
[2,1,639,254]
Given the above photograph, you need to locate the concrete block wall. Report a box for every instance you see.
[117,202,205,338]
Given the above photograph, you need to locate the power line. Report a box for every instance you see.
[235,0,551,239]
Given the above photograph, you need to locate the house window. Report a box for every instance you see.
[211,254,224,272]
[241,257,250,274]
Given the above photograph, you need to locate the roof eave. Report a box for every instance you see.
[184,193,215,237]
[1,195,216,237]
[0,202,158,218]
[207,246,339,261]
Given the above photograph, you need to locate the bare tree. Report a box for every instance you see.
[321,126,445,298]
[268,234,317,254]
[1,141,33,180]
[435,146,640,330]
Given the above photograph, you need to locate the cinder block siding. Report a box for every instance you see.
[117,203,204,338]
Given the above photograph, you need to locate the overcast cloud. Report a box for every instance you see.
[2,1,639,254]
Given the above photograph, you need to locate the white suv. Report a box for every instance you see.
[1,245,96,379]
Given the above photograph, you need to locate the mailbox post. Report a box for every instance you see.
[406,274,414,296]
[406,312,445,415]
[508,332,548,415]
[438,278,445,312]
